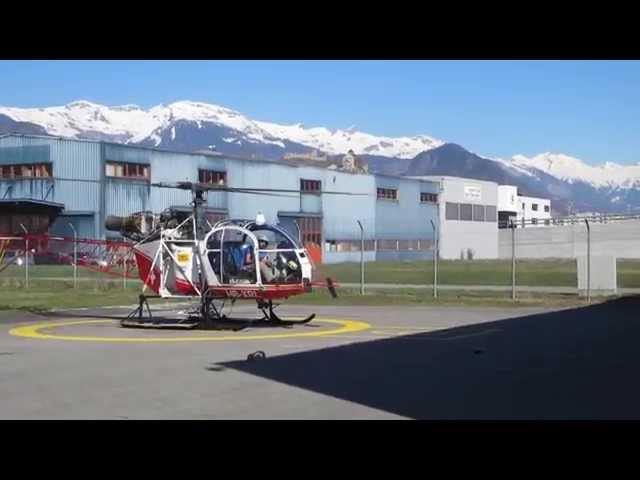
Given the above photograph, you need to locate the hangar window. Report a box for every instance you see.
[0,163,52,179]
[532,203,539,211]
[473,204,485,222]
[300,179,321,194]
[445,202,459,220]
[420,192,438,203]
[377,188,398,201]
[106,161,150,180]
[460,204,473,221]
[199,169,227,186]
[485,205,497,222]
[544,205,550,213]
[298,216,322,247]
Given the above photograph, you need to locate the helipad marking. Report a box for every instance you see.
[9,318,370,343]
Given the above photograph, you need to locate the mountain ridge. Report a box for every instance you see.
[1,100,639,213]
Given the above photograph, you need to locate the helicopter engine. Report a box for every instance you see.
[106,209,193,243]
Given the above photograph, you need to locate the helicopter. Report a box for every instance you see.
[105,181,361,329]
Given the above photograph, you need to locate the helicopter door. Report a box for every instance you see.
[219,227,259,285]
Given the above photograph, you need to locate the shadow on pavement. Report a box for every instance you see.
[221,296,640,419]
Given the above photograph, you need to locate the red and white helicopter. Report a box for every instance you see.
[106,181,360,329]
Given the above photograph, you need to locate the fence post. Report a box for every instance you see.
[585,218,591,304]
[511,219,516,301]
[123,248,127,290]
[356,220,364,295]
[19,224,28,289]
[430,219,438,298]
[68,223,77,288]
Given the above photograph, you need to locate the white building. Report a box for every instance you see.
[413,176,499,260]
[498,185,551,228]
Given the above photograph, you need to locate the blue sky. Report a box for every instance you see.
[0,60,639,165]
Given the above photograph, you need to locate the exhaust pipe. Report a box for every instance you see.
[105,215,138,233]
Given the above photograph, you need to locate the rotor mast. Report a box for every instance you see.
[191,183,208,240]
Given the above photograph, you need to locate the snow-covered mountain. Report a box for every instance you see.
[255,121,443,159]
[1,99,640,213]
[0,100,443,160]
[510,153,640,190]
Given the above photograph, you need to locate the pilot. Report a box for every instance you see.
[256,233,276,283]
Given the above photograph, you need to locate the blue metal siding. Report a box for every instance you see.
[104,144,151,164]
[321,170,376,241]
[0,144,50,164]
[301,194,321,213]
[105,180,150,217]
[0,135,103,180]
[375,176,438,240]
[226,160,301,224]
[0,135,102,218]
[0,178,55,201]
[50,214,96,239]
[0,136,443,263]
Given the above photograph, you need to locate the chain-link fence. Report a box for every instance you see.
[0,233,137,290]
[314,215,640,301]
[2,215,639,303]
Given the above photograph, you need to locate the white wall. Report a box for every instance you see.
[517,195,551,226]
[439,217,499,259]
[498,185,519,212]
[498,219,640,259]
[433,177,499,260]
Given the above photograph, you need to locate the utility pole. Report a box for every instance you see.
[356,220,364,295]
[430,219,438,298]
[68,223,77,288]
[585,219,591,304]
[19,224,28,288]
[511,219,516,301]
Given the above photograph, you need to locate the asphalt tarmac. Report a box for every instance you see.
[1,297,639,419]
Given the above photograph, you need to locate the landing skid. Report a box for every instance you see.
[120,295,315,331]
[121,294,199,330]
[257,299,315,326]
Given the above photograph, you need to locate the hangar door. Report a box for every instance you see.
[277,213,323,264]
[50,214,95,240]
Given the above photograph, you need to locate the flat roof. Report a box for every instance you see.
[0,198,65,210]
[409,175,499,186]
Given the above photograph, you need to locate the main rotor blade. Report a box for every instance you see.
[151,181,369,196]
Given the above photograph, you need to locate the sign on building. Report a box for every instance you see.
[464,185,482,201]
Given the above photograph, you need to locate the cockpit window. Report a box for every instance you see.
[206,230,223,250]
[251,227,297,250]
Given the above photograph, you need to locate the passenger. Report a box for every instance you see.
[240,234,275,283]
[256,234,276,283]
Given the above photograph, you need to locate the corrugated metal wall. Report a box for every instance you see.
[226,160,302,224]
[0,136,102,236]
[375,175,438,240]
[50,214,96,239]
[0,135,445,263]
[321,169,376,240]
[105,180,150,217]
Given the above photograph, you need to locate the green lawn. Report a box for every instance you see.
[1,264,129,280]
[618,259,640,288]
[286,286,590,308]
[317,259,640,288]
[0,283,151,312]
[0,282,590,312]
[0,259,637,312]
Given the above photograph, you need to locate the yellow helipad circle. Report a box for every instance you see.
[9,318,370,343]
